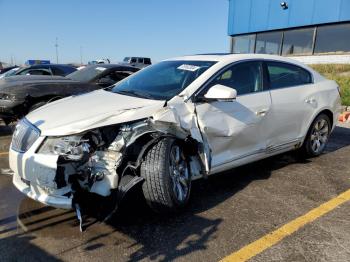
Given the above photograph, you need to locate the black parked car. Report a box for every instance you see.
[0,64,139,124]
[13,64,77,77]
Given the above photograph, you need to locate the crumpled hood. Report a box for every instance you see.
[26,89,166,136]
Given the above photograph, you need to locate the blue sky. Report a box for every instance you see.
[0,0,229,64]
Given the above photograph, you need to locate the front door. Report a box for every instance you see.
[194,61,272,171]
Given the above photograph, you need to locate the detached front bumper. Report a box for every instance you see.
[9,137,73,210]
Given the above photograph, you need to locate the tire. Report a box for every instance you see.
[140,137,191,213]
[300,113,331,158]
[28,101,47,112]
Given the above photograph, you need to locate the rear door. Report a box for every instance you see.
[264,61,316,150]
[195,61,272,170]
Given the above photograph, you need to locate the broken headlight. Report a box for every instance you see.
[38,135,90,161]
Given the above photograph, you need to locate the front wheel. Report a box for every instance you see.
[300,114,331,157]
[141,138,191,213]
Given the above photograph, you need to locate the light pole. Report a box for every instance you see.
[80,46,83,65]
[55,37,59,64]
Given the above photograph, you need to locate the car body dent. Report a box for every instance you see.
[152,96,212,173]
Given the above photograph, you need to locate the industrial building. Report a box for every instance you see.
[228,0,350,63]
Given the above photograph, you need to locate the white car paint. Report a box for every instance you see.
[27,89,166,136]
[9,54,341,209]
[196,89,273,171]
[204,84,237,100]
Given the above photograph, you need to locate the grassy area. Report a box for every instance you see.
[310,64,350,106]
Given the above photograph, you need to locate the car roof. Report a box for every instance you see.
[172,53,288,62]
[169,53,313,70]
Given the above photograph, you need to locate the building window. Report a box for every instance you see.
[232,34,256,54]
[314,23,350,54]
[282,28,314,56]
[255,31,282,55]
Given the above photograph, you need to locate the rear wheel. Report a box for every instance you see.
[300,114,331,157]
[141,138,191,213]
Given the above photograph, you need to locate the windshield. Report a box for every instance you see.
[14,67,31,75]
[0,67,20,78]
[66,65,107,82]
[123,57,130,62]
[111,60,216,100]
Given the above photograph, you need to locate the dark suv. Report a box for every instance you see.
[122,57,152,69]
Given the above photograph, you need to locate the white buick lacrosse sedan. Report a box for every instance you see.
[10,54,341,217]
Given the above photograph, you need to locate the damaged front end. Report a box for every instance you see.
[31,114,206,227]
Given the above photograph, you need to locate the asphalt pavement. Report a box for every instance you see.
[0,123,349,262]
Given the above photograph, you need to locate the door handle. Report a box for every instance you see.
[305,98,316,104]
[255,109,269,116]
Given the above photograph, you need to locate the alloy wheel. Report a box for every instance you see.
[169,145,190,202]
[310,118,329,154]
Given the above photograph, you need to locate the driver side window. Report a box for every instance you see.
[210,61,263,96]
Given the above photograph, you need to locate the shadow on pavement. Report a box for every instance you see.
[0,234,62,262]
[324,126,350,153]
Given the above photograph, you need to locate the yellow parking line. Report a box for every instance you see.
[220,189,350,262]
[0,152,8,156]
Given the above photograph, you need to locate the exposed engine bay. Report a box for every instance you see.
[43,112,206,230]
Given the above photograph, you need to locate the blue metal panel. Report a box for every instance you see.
[228,0,350,36]
[288,0,314,26]
[228,0,252,35]
[340,0,350,21]
[227,0,235,36]
[267,0,289,30]
[312,0,342,24]
[249,0,270,33]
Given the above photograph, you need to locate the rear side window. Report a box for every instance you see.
[144,58,151,64]
[26,69,51,76]
[51,67,65,76]
[267,62,312,89]
[58,66,76,76]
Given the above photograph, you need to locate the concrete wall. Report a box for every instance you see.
[287,55,350,65]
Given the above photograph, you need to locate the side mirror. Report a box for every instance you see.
[203,84,237,101]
